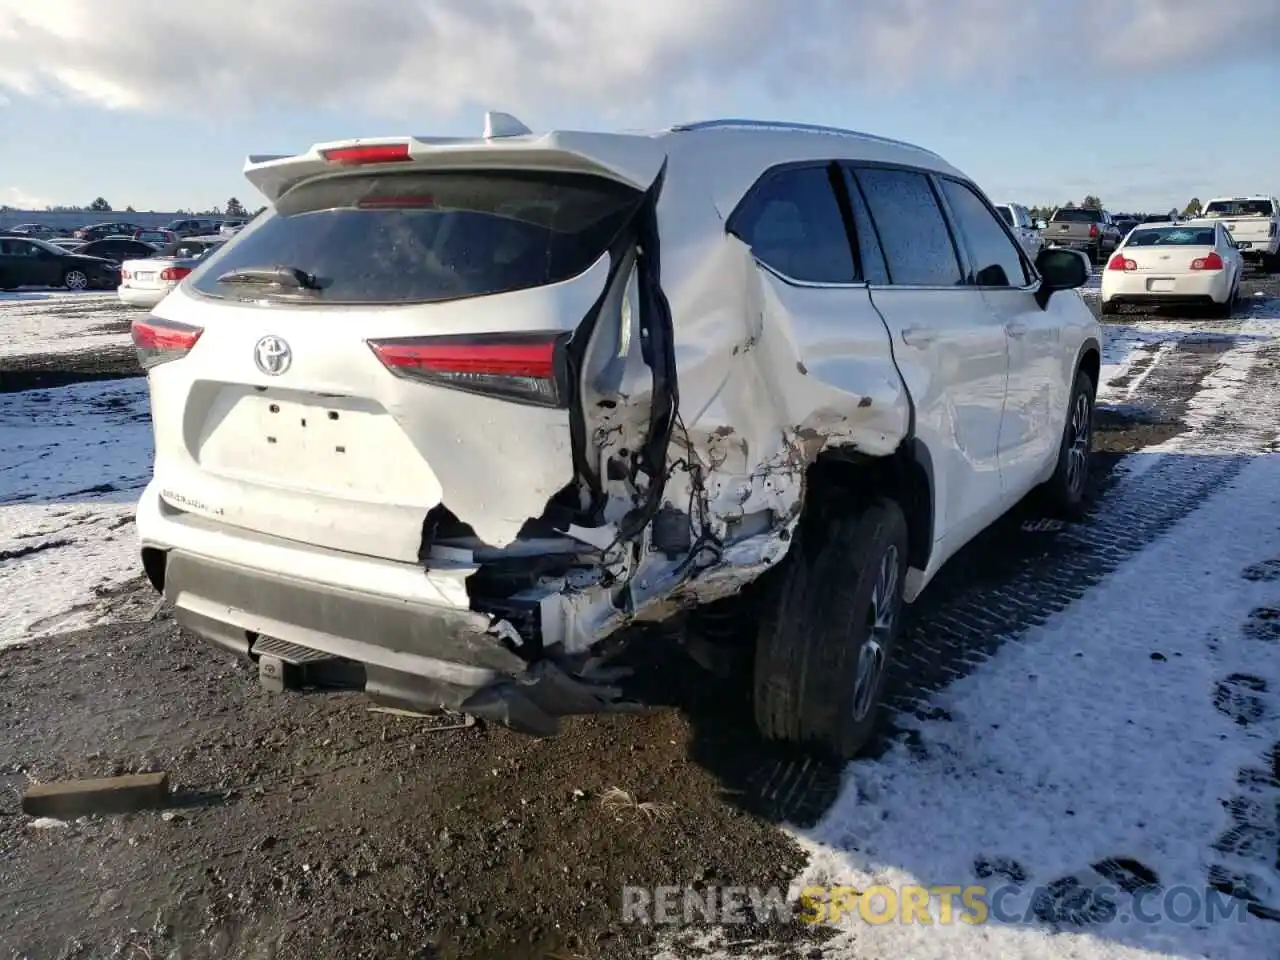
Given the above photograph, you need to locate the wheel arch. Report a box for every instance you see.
[801,439,934,573]
[1077,337,1101,390]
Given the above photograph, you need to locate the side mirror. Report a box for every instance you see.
[1034,247,1090,309]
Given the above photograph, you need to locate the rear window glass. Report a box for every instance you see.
[1051,208,1102,223]
[1126,227,1217,246]
[1203,199,1274,218]
[191,170,643,305]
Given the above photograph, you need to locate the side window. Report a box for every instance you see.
[1017,207,1033,230]
[937,178,1031,288]
[731,166,857,283]
[7,240,39,258]
[839,166,889,284]
[852,167,962,286]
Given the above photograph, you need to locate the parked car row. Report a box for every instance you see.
[1034,195,1279,274]
[0,231,229,294]
[1,215,253,245]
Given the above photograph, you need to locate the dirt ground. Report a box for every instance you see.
[1,275,1278,959]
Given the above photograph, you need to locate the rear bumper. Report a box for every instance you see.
[118,285,170,307]
[161,548,519,693]
[1102,294,1222,308]
[136,484,635,733]
[1101,271,1231,305]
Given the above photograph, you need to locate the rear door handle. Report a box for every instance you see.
[1006,321,1028,337]
[901,327,937,347]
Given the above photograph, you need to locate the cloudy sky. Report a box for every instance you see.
[0,0,1276,213]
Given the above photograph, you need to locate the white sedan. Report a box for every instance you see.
[1100,220,1244,317]
[118,236,224,308]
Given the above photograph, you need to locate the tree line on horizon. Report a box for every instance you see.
[0,196,265,218]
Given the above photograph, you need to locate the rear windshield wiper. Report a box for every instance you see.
[215,265,322,290]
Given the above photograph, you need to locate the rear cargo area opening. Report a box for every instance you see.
[179,162,681,658]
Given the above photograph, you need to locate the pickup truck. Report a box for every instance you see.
[994,202,1044,258]
[1199,196,1279,270]
[1044,208,1123,263]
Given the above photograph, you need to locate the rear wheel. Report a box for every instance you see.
[753,498,909,760]
[1039,368,1096,517]
[63,269,89,291]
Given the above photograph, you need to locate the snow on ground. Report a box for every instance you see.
[784,455,1280,959]
[1095,286,1280,405]
[0,378,152,646]
[0,289,135,359]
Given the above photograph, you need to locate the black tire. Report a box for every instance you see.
[1039,368,1096,517]
[1208,289,1234,319]
[753,498,909,760]
[1088,243,1100,264]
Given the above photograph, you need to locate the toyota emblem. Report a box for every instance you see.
[254,335,292,376]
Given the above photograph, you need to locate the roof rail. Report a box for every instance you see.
[668,118,940,157]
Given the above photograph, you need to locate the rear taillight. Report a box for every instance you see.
[160,266,192,282]
[1106,254,1136,271]
[120,269,131,280]
[367,333,568,408]
[130,316,203,370]
[321,143,411,165]
[1191,252,1224,271]
[1089,224,1098,238]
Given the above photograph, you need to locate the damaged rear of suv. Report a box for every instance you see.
[135,114,1099,759]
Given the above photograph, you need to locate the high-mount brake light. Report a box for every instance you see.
[1106,254,1136,271]
[130,316,203,370]
[320,143,411,165]
[159,266,192,281]
[367,333,567,408]
[1191,252,1224,271]
[356,195,436,209]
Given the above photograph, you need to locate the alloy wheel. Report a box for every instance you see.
[852,544,900,722]
[1065,389,1092,496]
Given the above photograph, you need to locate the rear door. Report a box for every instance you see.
[935,176,1063,498]
[1,239,57,285]
[847,164,1008,548]
[148,166,651,558]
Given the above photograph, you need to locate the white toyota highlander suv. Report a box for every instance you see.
[133,113,1101,759]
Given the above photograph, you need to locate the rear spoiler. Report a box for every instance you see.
[244,111,668,203]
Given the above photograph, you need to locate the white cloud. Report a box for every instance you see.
[0,186,48,210]
[0,0,1275,119]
